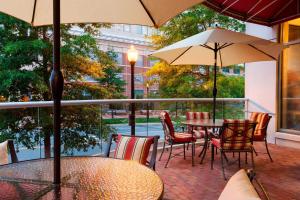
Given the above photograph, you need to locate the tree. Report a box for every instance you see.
[147,5,245,98]
[0,13,122,156]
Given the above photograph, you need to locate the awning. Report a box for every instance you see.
[203,0,300,26]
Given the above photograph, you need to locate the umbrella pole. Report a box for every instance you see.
[212,43,218,123]
[50,0,63,185]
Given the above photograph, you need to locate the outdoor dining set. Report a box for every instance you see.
[159,111,273,180]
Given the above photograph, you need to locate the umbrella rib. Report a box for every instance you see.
[139,0,157,28]
[170,46,192,65]
[31,0,37,25]
[248,44,277,60]
[218,43,233,50]
[200,44,214,51]
[219,49,223,67]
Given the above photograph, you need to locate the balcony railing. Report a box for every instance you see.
[0,98,249,162]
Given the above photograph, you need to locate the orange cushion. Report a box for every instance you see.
[250,112,269,141]
[114,134,154,165]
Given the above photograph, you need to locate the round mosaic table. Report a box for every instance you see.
[0,157,164,200]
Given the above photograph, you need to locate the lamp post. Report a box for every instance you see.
[146,83,150,136]
[127,45,138,135]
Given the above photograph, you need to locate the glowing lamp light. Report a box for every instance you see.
[127,45,138,63]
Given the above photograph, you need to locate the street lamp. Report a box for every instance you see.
[127,45,138,135]
[146,83,150,136]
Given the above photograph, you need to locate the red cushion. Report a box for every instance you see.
[173,133,196,143]
[114,134,154,165]
[160,111,175,138]
[211,138,221,148]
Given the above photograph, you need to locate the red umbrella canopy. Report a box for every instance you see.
[203,0,300,26]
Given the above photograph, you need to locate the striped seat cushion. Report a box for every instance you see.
[186,112,210,120]
[217,119,255,150]
[186,112,210,132]
[250,112,269,141]
[114,134,154,165]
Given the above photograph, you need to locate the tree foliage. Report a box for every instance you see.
[0,13,124,155]
[147,5,245,98]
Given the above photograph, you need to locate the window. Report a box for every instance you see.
[149,59,159,67]
[233,67,240,74]
[134,90,144,99]
[222,67,230,73]
[142,26,148,35]
[136,55,144,66]
[115,52,123,65]
[134,74,144,84]
[135,25,143,34]
[280,18,300,132]
[124,25,131,32]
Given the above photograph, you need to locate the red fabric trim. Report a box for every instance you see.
[123,137,137,160]
[113,134,154,165]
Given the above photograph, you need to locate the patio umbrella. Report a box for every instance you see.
[150,28,283,121]
[0,0,206,184]
[203,0,300,26]
[0,0,205,27]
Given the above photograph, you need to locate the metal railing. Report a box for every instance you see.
[0,98,249,162]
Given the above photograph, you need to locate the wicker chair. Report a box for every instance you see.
[159,111,196,168]
[211,120,257,180]
[105,134,159,170]
[0,140,18,165]
[250,112,273,162]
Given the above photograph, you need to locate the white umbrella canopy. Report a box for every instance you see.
[150,28,283,121]
[151,28,283,66]
[0,0,204,27]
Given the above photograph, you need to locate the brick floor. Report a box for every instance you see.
[155,142,300,200]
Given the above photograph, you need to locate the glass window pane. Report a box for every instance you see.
[115,52,123,65]
[280,18,300,132]
[136,55,144,66]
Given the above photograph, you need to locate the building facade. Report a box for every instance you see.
[245,18,300,149]
[97,24,158,98]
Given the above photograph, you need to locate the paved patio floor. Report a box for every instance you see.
[155,142,300,200]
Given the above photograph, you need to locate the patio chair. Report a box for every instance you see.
[210,120,256,180]
[185,111,210,155]
[186,111,210,138]
[0,140,18,165]
[250,112,273,162]
[105,134,159,170]
[159,111,196,168]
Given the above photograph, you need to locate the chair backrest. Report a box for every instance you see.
[250,112,272,141]
[0,140,18,165]
[105,134,159,170]
[220,120,257,150]
[186,112,210,120]
[159,111,175,140]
